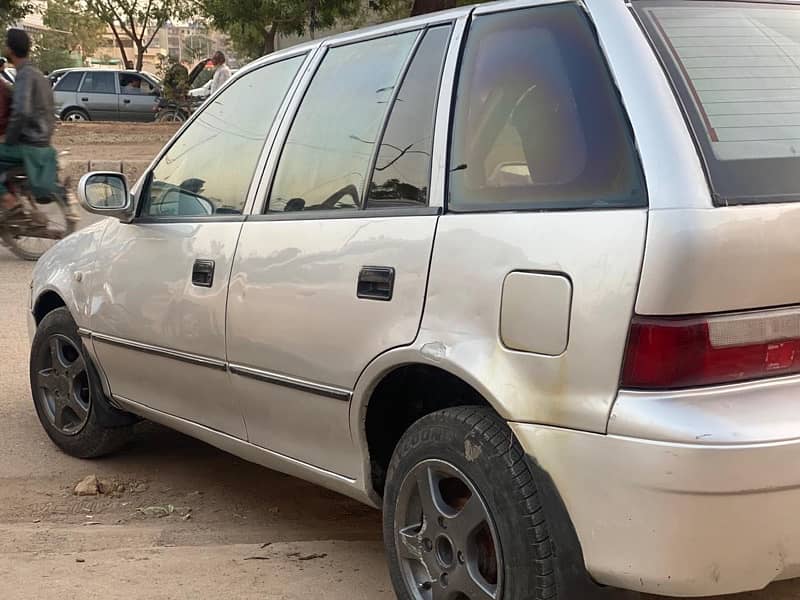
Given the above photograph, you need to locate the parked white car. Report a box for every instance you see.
[188,69,238,100]
[28,1,800,598]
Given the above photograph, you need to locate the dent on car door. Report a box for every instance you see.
[226,26,452,477]
[422,3,649,432]
[87,55,308,437]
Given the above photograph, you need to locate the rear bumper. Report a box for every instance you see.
[511,377,800,596]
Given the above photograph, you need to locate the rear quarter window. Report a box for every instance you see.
[55,71,82,92]
[448,3,646,212]
[635,0,800,205]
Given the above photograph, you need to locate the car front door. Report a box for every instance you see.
[78,71,118,120]
[117,73,159,121]
[87,55,308,437]
[226,26,452,476]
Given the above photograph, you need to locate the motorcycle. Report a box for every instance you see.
[0,167,79,261]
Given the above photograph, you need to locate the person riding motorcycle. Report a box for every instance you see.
[0,29,62,225]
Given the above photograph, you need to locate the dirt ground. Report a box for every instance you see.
[53,121,179,163]
[1,122,798,599]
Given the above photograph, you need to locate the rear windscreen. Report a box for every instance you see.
[634,1,800,205]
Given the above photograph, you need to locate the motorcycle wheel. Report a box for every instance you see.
[1,194,79,261]
[155,109,186,123]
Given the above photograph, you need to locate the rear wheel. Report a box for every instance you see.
[30,307,135,458]
[1,193,78,261]
[384,407,557,600]
[61,108,89,122]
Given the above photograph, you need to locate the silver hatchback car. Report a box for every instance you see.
[53,69,161,122]
[28,1,800,598]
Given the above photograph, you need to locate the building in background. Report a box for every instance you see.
[88,21,234,74]
[16,0,48,34]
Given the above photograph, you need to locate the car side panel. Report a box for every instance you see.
[414,210,647,433]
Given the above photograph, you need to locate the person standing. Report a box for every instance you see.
[0,57,14,84]
[0,29,60,223]
[209,51,231,95]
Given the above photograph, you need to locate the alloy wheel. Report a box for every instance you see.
[35,334,91,435]
[395,459,503,600]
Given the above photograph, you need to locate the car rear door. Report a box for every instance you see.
[87,54,308,438]
[225,25,453,477]
[77,71,118,120]
[117,73,159,121]
[52,71,83,116]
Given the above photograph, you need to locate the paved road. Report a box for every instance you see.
[1,245,797,599]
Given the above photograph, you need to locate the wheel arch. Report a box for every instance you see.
[357,355,606,598]
[33,289,67,325]
[352,348,509,502]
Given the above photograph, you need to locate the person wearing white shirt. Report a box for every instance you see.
[209,51,231,95]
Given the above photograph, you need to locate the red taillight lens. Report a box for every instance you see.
[621,310,800,389]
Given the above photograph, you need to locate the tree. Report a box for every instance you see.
[409,0,454,16]
[42,0,106,59]
[0,0,31,30]
[31,43,72,73]
[200,0,360,58]
[85,0,192,70]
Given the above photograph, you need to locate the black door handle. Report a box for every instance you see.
[192,259,215,288]
[357,266,395,301]
[81,97,89,102]
[123,99,131,104]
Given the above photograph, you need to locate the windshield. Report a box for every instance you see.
[635,0,800,205]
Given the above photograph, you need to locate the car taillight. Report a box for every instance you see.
[621,309,800,389]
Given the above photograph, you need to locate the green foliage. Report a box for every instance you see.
[42,0,106,59]
[156,53,189,103]
[85,0,193,70]
[31,44,75,73]
[0,0,31,31]
[199,0,361,58]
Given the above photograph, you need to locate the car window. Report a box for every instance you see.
[365,26,451,209]
[119,73,155,95]
[635,0,800,205]
[79,71,116,94]
[448,3,646,211]
[268,32,419,213]
[55,71,82,92]
[140,55,305,219]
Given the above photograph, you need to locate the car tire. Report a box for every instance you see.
[383,406,558,600]
[30,307,136,458]
[61,108,90,122]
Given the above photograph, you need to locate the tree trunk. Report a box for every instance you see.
[410,0,456,16]
[135,42,145,71]
[262,25,276,55]
[109,23,130,69]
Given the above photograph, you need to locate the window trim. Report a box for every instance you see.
[362,29,427,207]
[444,3,648,214]
[262,28,427,216]
[79,70,118,95]
[118,73,157,96]
[54,71,84,93]
[134,52,311,223]
[364,24,454,211]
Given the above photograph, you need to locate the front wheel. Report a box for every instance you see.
[383,407,557,600]
[30,307,135,458]
[156,109,186,123]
